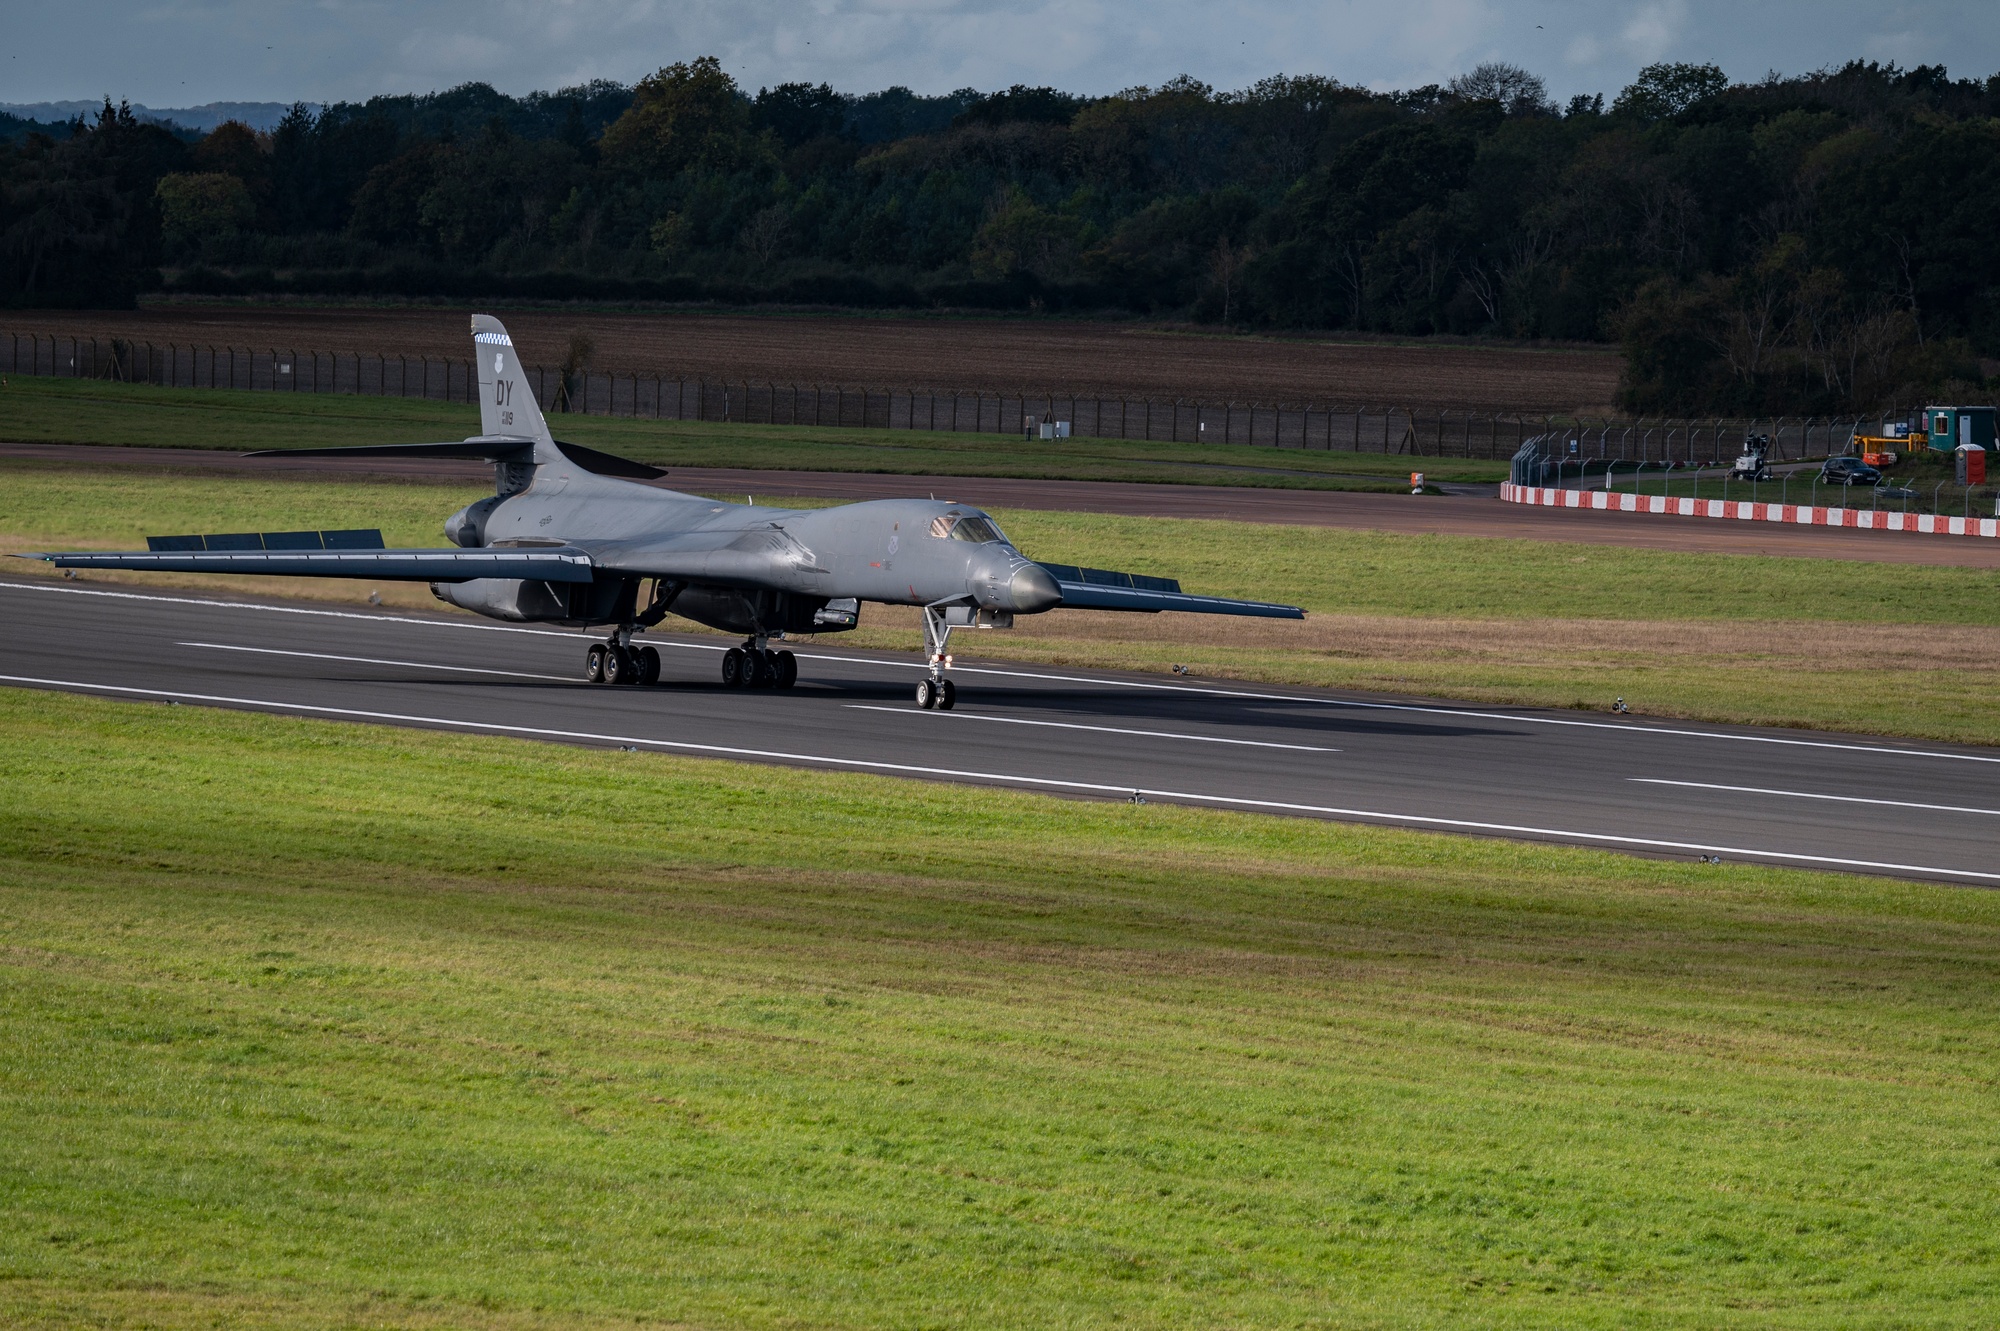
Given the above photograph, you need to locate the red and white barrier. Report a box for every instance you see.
[1500,482,2000,540]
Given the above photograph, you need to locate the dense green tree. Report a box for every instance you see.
[4,59,1996,408]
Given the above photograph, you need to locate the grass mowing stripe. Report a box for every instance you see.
[6,687,2000,1327]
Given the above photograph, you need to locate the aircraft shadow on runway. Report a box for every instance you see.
[282,658,1516,742]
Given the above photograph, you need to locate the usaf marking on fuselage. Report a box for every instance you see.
[28,315,1303,709]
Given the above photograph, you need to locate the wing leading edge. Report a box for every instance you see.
[1035,562,1304,619]
[25,547,597,583]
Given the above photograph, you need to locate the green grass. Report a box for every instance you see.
[5,690,2000,1328]
[0,375,1509,488]
[6,460,1995,627]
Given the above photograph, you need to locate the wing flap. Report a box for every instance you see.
[1052,582,1305,618]
[25,547,597,584]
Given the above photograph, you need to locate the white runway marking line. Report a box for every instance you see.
[1633,778,2000,817]
[845,703,1338,751]
[10,581,2000,768]
[4,670,1997,885]
[179,642,574,683]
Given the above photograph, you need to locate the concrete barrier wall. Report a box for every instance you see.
[1500,483,2000,541]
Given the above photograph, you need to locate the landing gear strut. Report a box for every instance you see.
[915,601,962,710]
[584,626,660,686]
[722,638,797,690]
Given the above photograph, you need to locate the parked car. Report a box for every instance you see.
[1819,457,1881,485]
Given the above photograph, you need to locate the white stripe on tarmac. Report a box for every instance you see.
[1633,778,2000,817]
[10,579,2000,767]
[2,671,1994,885]
[843,703,1339,751]
[179,642,575,682]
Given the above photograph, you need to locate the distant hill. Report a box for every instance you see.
[0,100,306,132]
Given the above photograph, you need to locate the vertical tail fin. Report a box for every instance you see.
[471,314,557,464]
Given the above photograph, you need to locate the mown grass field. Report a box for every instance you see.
[0,376,1509,488]
[5,460,1999,746]
[5,688,2000,1329]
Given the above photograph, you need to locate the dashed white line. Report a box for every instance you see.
[179,642,574,682]
[1633,779,2000,817]
[1,671,1995,884]
[844,703,1337,751]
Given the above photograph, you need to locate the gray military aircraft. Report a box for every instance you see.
[31,315,1303,709]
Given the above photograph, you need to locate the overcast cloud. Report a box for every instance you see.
[5,0,1997,109]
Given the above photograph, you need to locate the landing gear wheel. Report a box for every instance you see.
[774,650,798,690]
[585,643,607,684]
[721,648,747,688]
[636,645,661,686]
[916,678,939,709]
[748,650,775,689]
[603,645,632,685]
[937,678,956,710]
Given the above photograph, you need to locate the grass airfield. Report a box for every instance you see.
[6,689,2000,1328]
[6,381,2000,1326]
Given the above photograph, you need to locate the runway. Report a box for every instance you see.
[5,577,1998,886]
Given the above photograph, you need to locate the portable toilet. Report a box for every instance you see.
[1922,405,1996,454]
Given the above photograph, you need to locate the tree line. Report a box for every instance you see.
[2,59,1996,412]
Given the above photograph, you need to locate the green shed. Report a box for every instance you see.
[1922,405,1996,453]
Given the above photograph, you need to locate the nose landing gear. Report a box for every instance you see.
[915,600,966,709]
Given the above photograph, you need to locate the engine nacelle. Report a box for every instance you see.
[444,496,505,548]
[671,586,855,635]
[431,576,635,625]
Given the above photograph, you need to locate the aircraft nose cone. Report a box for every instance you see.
[1007,562,1062,613]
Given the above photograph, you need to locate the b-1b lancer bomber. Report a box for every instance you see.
[31,315,1303,708]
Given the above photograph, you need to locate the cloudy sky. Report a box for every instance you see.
[5,0,1997,109]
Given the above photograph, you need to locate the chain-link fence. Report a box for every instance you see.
[5,329,1882,462]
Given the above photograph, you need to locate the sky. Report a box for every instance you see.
[3,0,1997,111]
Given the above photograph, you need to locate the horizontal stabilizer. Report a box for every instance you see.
[552,441,665,479]
[1035,562,1302,618]
[24,546,596,584]
[241,437,665,480]
[147,529,385,552]
[244,438,538,463]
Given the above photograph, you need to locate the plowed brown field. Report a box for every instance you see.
[6,307,1623,413]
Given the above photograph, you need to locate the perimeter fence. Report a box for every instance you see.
[3,329,1883,463]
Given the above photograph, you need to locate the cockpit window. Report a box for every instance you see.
[927,514,1006,544]
[951,516,1004,544]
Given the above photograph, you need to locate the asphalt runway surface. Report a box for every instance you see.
[6,576,1998,887]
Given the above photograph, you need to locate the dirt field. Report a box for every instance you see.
[3,307,1624,413]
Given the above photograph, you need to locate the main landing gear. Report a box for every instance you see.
[722,641,798,690]
[585,637,660,686]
